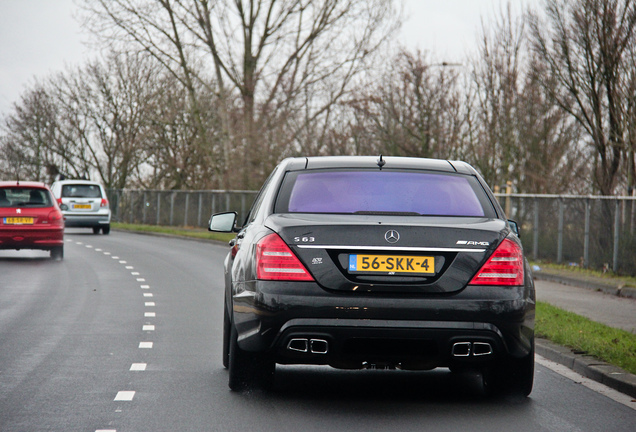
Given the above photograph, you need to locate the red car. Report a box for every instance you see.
[0,181,65,260]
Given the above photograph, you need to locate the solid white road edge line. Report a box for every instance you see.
[536,354,636,410]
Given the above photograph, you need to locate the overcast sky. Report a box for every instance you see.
[0,0,541,117]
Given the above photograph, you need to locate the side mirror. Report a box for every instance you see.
[208,212,238,232]
[508,220,520,237]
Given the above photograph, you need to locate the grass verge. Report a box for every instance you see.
[536,301,636,375]
[112,222,236,243]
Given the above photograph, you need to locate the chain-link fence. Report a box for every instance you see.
[107,189,636,275]
[497,194,636,275]
[107,189,258,229]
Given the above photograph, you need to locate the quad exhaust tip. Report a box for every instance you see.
[287,338,329,354]
[452,341,493,357]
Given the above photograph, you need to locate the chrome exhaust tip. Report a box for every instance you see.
[472,342,493,356]
[287,338,309,353]
[452,342,471,357]
[310,339,328,354]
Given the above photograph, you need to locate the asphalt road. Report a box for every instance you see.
[1,230,635,432]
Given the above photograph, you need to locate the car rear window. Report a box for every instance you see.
[61,184,103,198]
[276,170,495,217]
[0,187,53,207]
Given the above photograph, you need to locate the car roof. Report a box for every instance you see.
[0,181,50,188]
[280,156,477,175]
[54,180,104,186]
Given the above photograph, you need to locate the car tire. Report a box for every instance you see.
[222,304,231,369]
[482,343,534,397]
[228,324,275,391]
[50,246,64,261]
[93,227,101,234]
[102,225,110,235]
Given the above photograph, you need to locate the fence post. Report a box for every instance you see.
[184,192,190,227]
[129,190,134,224]
[156,193,161,225]
[613,200,620,273]
[584,199,590,268]
[533,198,539,261]
[142,192,147,224]
[197,192,203,227]
[170,192,175,226]
[557,200,564,264]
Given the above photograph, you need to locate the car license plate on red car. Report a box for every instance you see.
[4,217,34,225]
[348,254,435,275]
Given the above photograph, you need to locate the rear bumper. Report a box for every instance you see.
[232,281,535,369]
[63,213,110,228]
[0,227,64,250]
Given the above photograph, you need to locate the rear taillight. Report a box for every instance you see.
[100,198,109,208]
[469,238,524,286]
[56,198,62,206]
[256,233,314,281]
[48,210,64,226]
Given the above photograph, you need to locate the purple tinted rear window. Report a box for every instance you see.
[285,171,488,216]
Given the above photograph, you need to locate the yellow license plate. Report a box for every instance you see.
[73,204,91,209]
[4,217,34,224]
[349,254,435,274]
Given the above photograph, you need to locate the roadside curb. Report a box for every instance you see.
[536,338,636,399]
[533,271,636,299]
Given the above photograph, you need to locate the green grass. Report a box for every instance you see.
[112,222,236,243]
[536,301,636,374]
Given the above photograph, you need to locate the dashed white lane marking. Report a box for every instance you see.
[77,242,83,245]
[141,285,150,289]
[95,429,116,432]
[143,293,153,297]
[130,363,147,371]
[536,355,636,410]
[145,302,156,306]
[137,278,146,282]
[114,391,135,401]
[119,260,127,264]
[139,342,153,349]
[95,248,102,252]
[104,252,111,255]
[86,245,93,248]
[112,256,120,259]
[143,325,155,331]
[125,266,133,269]
[145,312,156,317]
[131,272,140,275]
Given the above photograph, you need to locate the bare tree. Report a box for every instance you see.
[47,52,159,188]
[529,0,636,195]
[81,0,401,189]
[348,50,466,160]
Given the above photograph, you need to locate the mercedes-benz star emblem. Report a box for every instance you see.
[384,230,400,244]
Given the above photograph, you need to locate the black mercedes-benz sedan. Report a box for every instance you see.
[209,156,535,395]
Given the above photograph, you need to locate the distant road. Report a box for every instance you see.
[1,230,634,431]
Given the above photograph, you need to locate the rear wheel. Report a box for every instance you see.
[482,344,534,397]
[102,225,110,235]
[228,324,275,391]
[50,246,64,261]
[222,304,231,369]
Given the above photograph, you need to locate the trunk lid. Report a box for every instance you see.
[265,213,508,294]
